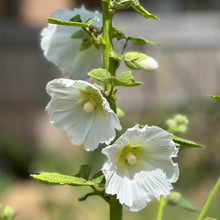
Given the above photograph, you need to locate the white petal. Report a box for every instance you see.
[102,124,179,211]
[103,162,173,211]
[41,7,103,79]
[46,78,121,150]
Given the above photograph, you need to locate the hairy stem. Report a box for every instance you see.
[102,0,116,112]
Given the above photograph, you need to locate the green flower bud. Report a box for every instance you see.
[110,0,134,10]
[166,114,189,134]
[124,51,158,71]
[166,192,181,205]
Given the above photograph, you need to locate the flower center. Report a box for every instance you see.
[84,100,96,113]
[125,152,137,165]
[120,146,138,165]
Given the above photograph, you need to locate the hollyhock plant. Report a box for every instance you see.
[46,78,121,151]
[30,1,210,220]
[41,6,103,80]
[102,124,179,211]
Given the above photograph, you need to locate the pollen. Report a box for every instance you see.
[126,152,137,165]
[84,101,95,113]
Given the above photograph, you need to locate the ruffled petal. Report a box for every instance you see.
[102,124,179,211]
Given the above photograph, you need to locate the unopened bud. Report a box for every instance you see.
[110,0,133,10]
[124,51,158,71]
[166,192,181,205]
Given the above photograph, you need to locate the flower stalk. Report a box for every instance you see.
[109,196,123,220]
[102,1,122,219]
[157,196,168,220]
[102,0,117,113]
[197,177,220,220]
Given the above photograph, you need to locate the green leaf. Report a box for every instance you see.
[112,27,126,40]
[88,68,111,80]
[167,192,200,213]
[71,29,93,51]
[70,14,82,22]
[47,18,89,27]
[75,164,91,180]
[209,95,220,101]
[86,17,99,26]
[171,135,205,149]
[30,172,104,187]
[117,71,143,86]
[132,1,159,20]
[93,83,104,91]
[71,29,87,39]
[80,36,93,50]
[127,37,158,45]
[88,68,143,87]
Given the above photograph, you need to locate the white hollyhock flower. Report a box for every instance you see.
[41,6,103,80]
[102,125,179,211]
[46,78,121,151]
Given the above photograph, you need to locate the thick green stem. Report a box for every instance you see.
[102,1,114,76]
[157,196,168,220]
[197,177,220,220]
[102,0,116,113]
[109,197,123,220]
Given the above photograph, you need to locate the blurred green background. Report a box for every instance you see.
[0,0,220,219]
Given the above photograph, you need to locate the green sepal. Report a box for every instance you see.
[112,27,126,40]
[117,107,125,117]
[88,68,143,87]
[124,51,148,70]
[30,172,104,187]
[209,95,220,101]
[127,37,158,45]
[110,52,122,72]
[47,18,89,27]
[132,0,159,20]
[166,192,200,213]
[171,135,205,148]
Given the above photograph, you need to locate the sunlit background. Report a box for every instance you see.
[0,0,220,219]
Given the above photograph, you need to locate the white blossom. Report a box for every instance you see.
[102,125,179,211]
[46,78,121,151]
[41,6,103,79]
